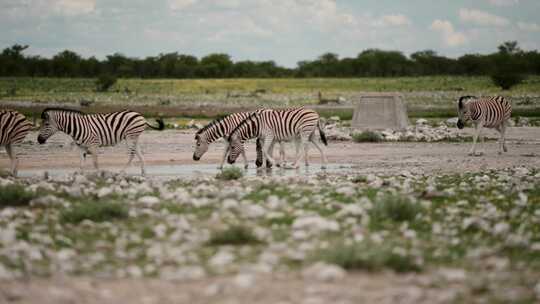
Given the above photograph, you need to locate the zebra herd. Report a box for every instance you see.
[0,95,512,177]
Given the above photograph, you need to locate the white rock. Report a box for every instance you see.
[416,118,428,125]
[234,273,255,288]
[302,262,346,282]
[437,268,467,282]
[292,216,339,232]
[160,266,206,281]
[209,250,235,268]
[493,222,510,236]
[138,196,160,206]
[97,187,113,198]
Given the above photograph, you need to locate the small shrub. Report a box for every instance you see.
[0,184,35,207]
[95,74,117,92]
[208,225,261,246]
[369,195,423,227]
[491,73,524,90]
[216,167,243,180]
[352,130,383,143]
[316,241,421,273]
[61,201,128,224]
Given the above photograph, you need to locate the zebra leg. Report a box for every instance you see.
[219,142,229,169]
[310,139,328,169]
[88,147,99,170]
[5,144,18,177]
[123,139,137,174]
[501,122,508,153]
[134,141,146,176]
[279,142,286,167]
[469,122,484,156]
[289,137,306,169]
[78,147,87,172]
[267,140,276,168]
[241,149,249,169]
[262,137,276,167]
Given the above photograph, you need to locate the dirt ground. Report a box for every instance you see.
[1,127,538,175]
[1,127,539,304]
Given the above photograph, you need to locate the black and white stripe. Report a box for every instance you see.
[457,96,512,155]
[227,107,328,168]
[0,109,33,176]
[193,111,266,169]
[37,108,164,175]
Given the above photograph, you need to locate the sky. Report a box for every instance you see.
[1,0,539,67]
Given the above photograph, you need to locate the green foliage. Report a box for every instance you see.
[208,226,261,246]
[60,201,128,224]
[491,73,525,90]
[216,167,244,180]
[95,74,117,92]
[490,41,527,90]
[0,184,35,207]
[352,131,383,143]
[315,241,421,272]
[369,195,423,227]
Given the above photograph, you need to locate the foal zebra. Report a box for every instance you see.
[37,108,164,175]
[457,95,512,156]
[193,111,273,169]
[0,109,33,176]
[227,107,328,169]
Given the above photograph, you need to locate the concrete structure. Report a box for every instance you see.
[351,93,409,130]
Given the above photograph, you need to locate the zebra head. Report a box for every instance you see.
[193,133,209,161]
[456,96,476,129]
[37,111,60,144]
[226,134,244,164]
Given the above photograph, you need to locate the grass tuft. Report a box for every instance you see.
[216,167,244,180]
[369,195,423,228]
[60,201,128,224]
[0,184,36,207]
[315,241,421,273]
[352,131,383,143]
[208,225,261,246]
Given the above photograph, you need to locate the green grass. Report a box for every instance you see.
[0,184,36,207]
[208,226,262,246]
[352,131,383,143]
[315,240,421,273]
[216,167,244,180]
[60,201,128,224]
[369,194,424,229]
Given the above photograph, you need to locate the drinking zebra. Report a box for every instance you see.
[193,111,277,169]
[37,108,164,175]
[0,109,33,176]
[226,107,328,169]
[456,95,512,156]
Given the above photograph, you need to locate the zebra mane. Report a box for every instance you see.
[41,107,84,119]
[195,115,228,136]
[458,96,477,102]
[227,111,259,141]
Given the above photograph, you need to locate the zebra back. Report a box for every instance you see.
[0,109,32,146]
[195,111,255,143]
[466,96,512,128]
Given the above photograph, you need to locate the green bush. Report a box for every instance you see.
[208,225,261,246]
[491,73,525,90]
[0,184,35,207]
[315,241,421,273]
[61,201,128,224]
[216,167,244,180]
[352,131,383,143]
[95,74,117,92]
[369,195,423,227]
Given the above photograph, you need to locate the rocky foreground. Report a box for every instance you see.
[0,167,539,303]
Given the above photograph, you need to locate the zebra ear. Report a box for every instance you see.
[458,98,463,109]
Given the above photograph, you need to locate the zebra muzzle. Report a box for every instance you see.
[37,135,47,144]
[193,154,200,161]
[457,120,465,129]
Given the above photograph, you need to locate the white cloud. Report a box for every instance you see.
[487,0,519,6]
[517,21,540,32]
[430,19,467,47]
[54,0,95,16]
[168,0,197,11]
[459,8,509,26]
[377,14,412,27]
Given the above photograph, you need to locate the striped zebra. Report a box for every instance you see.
[193,111,277,169]
[0,109,33,176]
[227,107,328,169]
[457,95,512,156]
[37,108,164,175]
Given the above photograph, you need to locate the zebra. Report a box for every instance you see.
[456,95,512,156]
[193,111,281,169]
[37,108,164,175]
[0,109,33,177]
[226,107,328,169]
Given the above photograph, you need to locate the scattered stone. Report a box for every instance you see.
[302,262,346,282]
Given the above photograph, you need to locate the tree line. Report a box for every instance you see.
[1,41,538,79]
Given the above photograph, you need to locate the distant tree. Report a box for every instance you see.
[491,41,526,90]
[200,53,233,77]
[52,50,82,77]
[95,74,117,92]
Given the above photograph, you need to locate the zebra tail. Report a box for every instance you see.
[146,118,165,130]
[318,120,328,146]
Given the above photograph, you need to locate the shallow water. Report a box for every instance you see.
[18,163,358,179]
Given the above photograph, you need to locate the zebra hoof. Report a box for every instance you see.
[244,164,249,170]
[321,165,327,170]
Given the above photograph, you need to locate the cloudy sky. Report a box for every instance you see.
[1,0,539,67]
